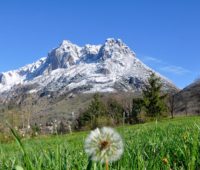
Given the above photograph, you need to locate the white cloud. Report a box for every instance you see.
[140,55,191,76]
[142,56,162,63]
[159,65,191,75]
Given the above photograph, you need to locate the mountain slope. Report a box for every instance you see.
[0,38,178,103]
[174,80,200,115]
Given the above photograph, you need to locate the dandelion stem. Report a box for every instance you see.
[106,159,109,170]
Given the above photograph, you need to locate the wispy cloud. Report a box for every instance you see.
[140,56,191,76]
[142,56,162,63]
[159,66,191,75]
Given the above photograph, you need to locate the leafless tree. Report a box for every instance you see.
[168,94,175,119]
[183,100,188,116]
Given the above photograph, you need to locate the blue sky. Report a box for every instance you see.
[0,0,200,88]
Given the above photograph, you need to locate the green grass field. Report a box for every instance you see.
[1,116,200,170]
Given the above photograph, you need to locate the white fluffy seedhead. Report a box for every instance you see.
[84,127,124,163]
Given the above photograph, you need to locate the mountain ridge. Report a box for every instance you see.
[0,38,178,103]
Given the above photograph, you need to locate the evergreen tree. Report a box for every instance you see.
[131,98,143,123]
[88,93,106,117]
[142,73,167,118]
[107,98,124,124]
[79,93,107,129]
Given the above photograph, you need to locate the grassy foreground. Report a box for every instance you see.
[0,116,200,170]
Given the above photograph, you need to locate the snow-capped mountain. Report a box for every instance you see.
[0,38,177,102]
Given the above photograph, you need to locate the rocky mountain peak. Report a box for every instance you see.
[46,40,81,70]
[98,38,134,61]
[0,38,178,101]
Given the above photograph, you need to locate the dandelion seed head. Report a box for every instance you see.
[84,127,124,163]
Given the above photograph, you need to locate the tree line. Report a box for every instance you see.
[76,73,171,130]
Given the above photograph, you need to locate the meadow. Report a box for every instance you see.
[0,116,200,170]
